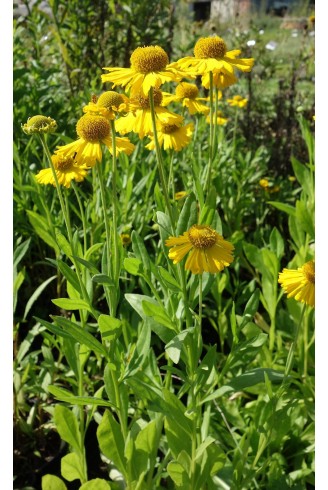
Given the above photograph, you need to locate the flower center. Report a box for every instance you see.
[134,88,163,109]
[303,260,315,284]
[97,91,124,109]
[194,36,227,59]
[22,115,57,134]
[130,46,169,74]
[160,123,179,134]
[76,114,110,142]
[188,225,217,249]
[53,154,75,171]
[176,82,199,99]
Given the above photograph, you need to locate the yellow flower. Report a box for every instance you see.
[22,115,57,135]
[172,36,254,77]
[115,89,183,139]
[120,233,132,247]
[206,111,228,126]
[102,46,186,96]
[146,122,193,152]
[175,191,188,200]
[83,91,129,120]
[35,154,88,188]
[227,95,248,108]
[165,224,234,274]
[201,70,238,90]
[259,178,270,188]
[55,114,135,167]
[162,82,210,115]
[288,176,296,182]
[278,260,315,307]
[268,185,280,193]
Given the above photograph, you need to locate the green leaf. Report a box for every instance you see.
[199,186,217,226]
[41,474,67,490]
[54,405,81,453]
[56,260,82,294]
[267,201,296,217]
[269,227,284,260]
[27,210,60,253]
[176,192,197,236]
[239,289,260,331]
[123,322,151,379]
[167,461,190,487]
[202,368,285,402]
[158,266,181,293]
[142,300,177,331]
[61,452,85,482]
[125,293,176,344]
[48,386,115,408]
[97,410,127,478]
[123,257,144,276]
[134,420,157,475]
[79,479,111,490]
[98,314,122,341]
[51,298,92,313]
[243,243,264,272]
[91,274,114,286]
[13,238,31,269]
[55,230,72,257]
[291,156,313,198]
[23,275,57,320]
[51,316,108,358]
[165,329,193,364]
[163,389,193,458]
[295,200,315,237]
[131,230,151,272]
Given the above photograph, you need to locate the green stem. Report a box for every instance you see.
[148,87,175,230]
[284,303,307,380]
[38,135,95,316]
[231,108,239,159]
[71,181,88,256]
[96,160,117,316]
[205,72,214,199]
[110,120,120,295]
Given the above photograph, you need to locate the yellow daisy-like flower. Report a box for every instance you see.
[278,260,315,307]
[165,224,234,274]
[162,82,210,115]
[201,70,238,90]
[115,89,183,139]
[259,178,270,189]
[83,91,129,120]
[146,122,194,152]
[172,36,254,77]
[227,95,248,108]
[120,233,132,247]
[206,111,228,126]
[102,45,186,96]
[55,114,135,167]
[35,154,88,188]
[175,191,188,200]
[22,115,57,135]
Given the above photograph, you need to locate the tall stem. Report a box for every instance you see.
[205,72,214,199]
[148,87,175,230]
[110,120,120,296]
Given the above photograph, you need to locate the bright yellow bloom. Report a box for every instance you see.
[35,154,88,188]
[278,260,315,307]
[162,82,210,115]
[22,115,57,135]
[201,70,238,90]
[259,178,270,188]
[55,114,134,167]
[175,191,188,200]
[206,111,228,126]
[83,91,129,120]
[146,122,193,152]
[102,46,186,96]
[172,36,254,77]
[227,95,248,108]
[120,233,132,247]
[115,89,183,139]
[165,224,234,274]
